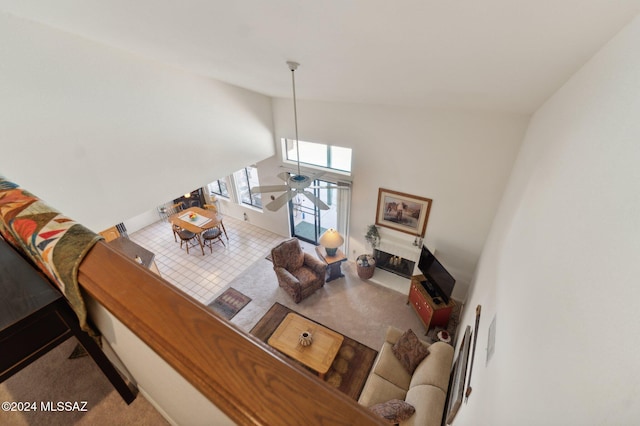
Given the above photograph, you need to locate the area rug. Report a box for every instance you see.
[208,287,251,320]
[250,302,378,400]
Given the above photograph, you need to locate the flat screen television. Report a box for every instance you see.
[417,245,455,304]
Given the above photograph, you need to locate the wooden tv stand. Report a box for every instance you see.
[408,274,455,333]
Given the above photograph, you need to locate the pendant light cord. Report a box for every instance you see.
[290,64,301,177]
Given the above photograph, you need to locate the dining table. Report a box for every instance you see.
[169,207,225,254]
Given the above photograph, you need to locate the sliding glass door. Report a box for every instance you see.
[289,179,349,250]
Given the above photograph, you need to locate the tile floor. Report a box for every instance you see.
[130,215,285,305]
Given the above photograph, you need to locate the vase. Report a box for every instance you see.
[299,331,313,347]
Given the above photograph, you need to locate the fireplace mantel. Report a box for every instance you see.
[377,238,421,262]
[369,237,422,294]
[370,268,411,294]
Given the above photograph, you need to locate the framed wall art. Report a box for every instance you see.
[446,325,471,425]
[375,188,432,237]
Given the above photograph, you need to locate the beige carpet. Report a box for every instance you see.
[229,254,442,351]
[0,338,168,426]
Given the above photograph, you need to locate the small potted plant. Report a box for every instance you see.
[358,225,380,280]
[364,224,380,252]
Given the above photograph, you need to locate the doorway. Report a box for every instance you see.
[289,179,349,249]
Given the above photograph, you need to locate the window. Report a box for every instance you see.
[284,139,352,173]
[233,167,262,209]
[208,179,229,198]
[206,165,262,210]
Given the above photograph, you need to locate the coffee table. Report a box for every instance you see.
[267,313,344,379]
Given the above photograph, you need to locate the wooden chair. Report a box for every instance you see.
[203,203,218,214]
[202,228,226,253]
[203,204,228,239]
[171,224,181,242]
[177,229,201,255]
[168,202,185,216]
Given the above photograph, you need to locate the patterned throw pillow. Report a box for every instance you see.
[391,329,430,374]
[370,399,416,423]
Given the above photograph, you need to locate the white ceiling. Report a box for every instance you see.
[2,0,639,114]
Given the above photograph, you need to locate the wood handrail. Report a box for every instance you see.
[78,241,384,425]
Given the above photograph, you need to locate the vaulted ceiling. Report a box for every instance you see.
[2,0,639,113]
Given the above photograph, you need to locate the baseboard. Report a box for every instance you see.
[138,386,179,426]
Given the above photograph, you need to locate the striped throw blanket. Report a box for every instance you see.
[0,176,102,338]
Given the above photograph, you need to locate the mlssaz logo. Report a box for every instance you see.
[40,401,88,412]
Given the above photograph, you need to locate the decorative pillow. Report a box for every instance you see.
[370,399,416,423]
[391,329,430,374]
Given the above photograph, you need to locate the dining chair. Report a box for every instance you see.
[171,223,182,242]
[203,203,218,214]
[169,202,185,215]
[203,204,228,239]
[202,228,226,253]
[177,229,200,254]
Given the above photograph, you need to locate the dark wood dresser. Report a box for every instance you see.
[0,238,135,403]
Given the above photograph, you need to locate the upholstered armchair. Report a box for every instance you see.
[271,238,327,303]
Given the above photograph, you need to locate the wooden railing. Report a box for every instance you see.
[78,241,384,425]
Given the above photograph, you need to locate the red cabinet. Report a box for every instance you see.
[408,275,455,332]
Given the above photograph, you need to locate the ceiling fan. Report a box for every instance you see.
[251,61,345,212]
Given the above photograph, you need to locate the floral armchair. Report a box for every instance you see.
[270,238,327,303]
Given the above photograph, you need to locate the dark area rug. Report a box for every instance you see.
[207,287,251,320]
[250,302,378,400]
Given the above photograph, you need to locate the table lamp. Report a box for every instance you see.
[319,228,344,256]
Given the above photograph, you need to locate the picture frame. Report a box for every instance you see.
[446,325,472,425]
[375,188,432,237]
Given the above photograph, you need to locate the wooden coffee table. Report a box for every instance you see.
[267,313,344,379]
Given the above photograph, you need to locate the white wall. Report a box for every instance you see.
[87,298,234,425]
[0,12,274,233]
[0,12,528,298]
[268,99,528,299]
[0,14,273,424]
[454,14,640,426]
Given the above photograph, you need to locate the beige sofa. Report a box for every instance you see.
[358,326,454,426]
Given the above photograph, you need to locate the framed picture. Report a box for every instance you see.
[446,325,472,425]
[375,188,432,237]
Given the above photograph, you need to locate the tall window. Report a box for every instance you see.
[208,179,229,198]
[206,165,263,210]
[283,139,352,173]
[234,167,262,209]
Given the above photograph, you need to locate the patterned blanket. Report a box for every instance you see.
[0,176,102,338]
